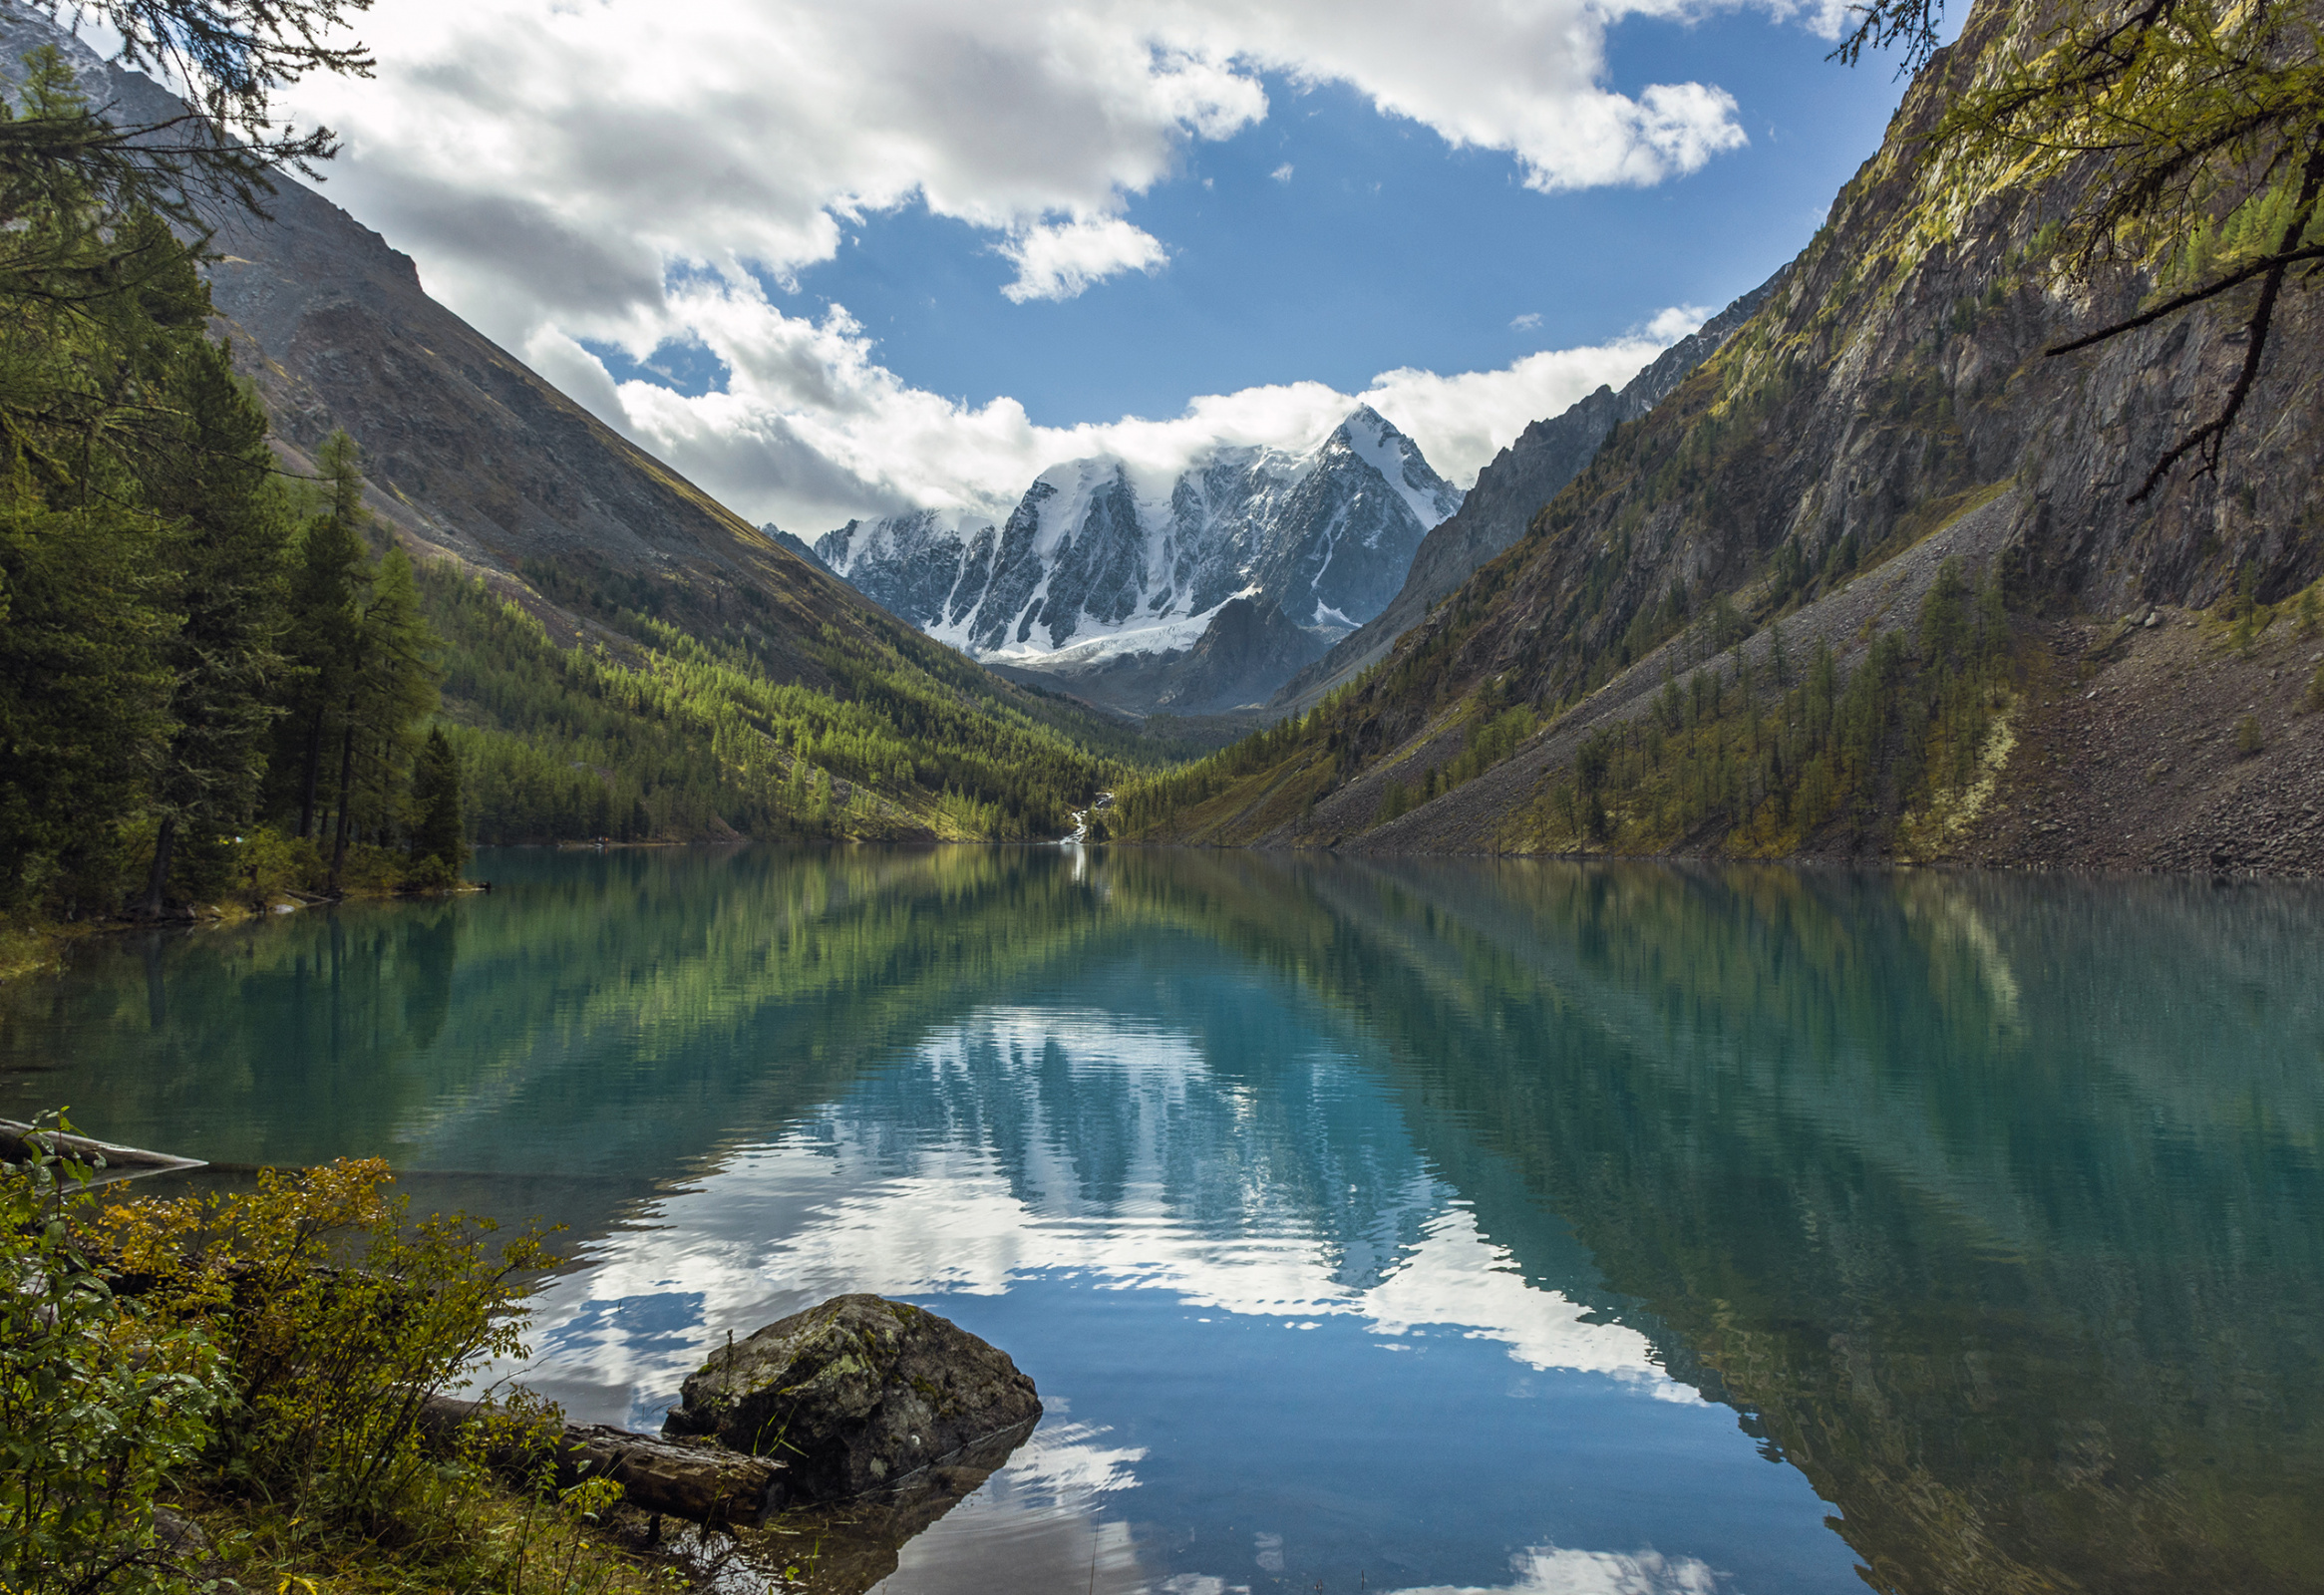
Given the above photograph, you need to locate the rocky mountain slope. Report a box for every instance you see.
[1267,274,1785,719]
[168,100,861,688]
[1117,0,2324,875]
[815,407,1462,713]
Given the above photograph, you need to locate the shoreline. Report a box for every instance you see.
[10,837,2316,987]
[0,880,491,983]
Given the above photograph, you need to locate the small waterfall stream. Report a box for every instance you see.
[1062,792,1113,844]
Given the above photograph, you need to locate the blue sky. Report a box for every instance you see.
[760,17,1910,427]
[279,0,1940,528]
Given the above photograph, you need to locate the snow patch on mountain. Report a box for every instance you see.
[985,599,1250,669]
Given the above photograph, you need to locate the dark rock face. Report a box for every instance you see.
[980,483,1053,651]
[1154,598,1330,714]
[764,525,835,577]
[810,511,972,627]
[1268,273,1784,717]
[1037,467,1149,647]
[663,1295,1041,1505]
[1247,408,1456,630]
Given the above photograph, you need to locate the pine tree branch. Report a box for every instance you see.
[2127,256,2283,500]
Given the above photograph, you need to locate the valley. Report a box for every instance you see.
[3,0,2318,905]
[4,0,2322,1591]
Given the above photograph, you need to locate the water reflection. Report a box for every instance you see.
[519,1005,1688,1427]
[5,848,2320,1594]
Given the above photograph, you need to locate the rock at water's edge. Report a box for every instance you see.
[662,1294,1040,1505]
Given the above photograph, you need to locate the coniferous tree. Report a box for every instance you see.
[326,545,438,889]
[137,339,292,916]
[0,57,202,915]
[0,496,173,914]
[407,725,465,878]
[272,430,366,838]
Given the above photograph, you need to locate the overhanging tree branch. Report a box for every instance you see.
[2043,241,2324,354]
[37,0,372,148]
[2127,137,2324,500]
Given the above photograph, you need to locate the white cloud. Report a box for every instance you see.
[289,0,1761,301]
[1509,312,1542,331]
[556,276,1691,530]
[1390,1544,1726,1595]
[279,0,1768,338]
[255,0,1772,531]
[1360,329,1692,486]
[1638,302,1717,342]
[998,215,1170,303]
[1270,161,1296,182]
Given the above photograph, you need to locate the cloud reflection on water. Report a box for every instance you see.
[518,1005,1687,1420]
[1389,1543,1724,1595]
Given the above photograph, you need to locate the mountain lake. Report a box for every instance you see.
[4,845,2319,1595]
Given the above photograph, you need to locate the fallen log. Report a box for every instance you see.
[0,1118,206,1176]
[418,1395,784,1526]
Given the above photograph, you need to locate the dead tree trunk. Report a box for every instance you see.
[417,1395,784,1527]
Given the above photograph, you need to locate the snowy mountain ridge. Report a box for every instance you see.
[809,406,1462,689]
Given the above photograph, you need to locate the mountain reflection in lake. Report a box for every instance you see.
[5,847,2320,1595]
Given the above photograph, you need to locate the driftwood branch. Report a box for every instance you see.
[417,1395,785,1526]
[0,1119,206,1177]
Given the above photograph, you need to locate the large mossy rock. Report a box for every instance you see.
[662,1294,1040,1504]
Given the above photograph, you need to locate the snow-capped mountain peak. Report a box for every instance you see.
[813,409,1463,678]
[1330,405,1466,533]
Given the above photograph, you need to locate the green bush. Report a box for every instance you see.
[1,1118,227,1595]
[101,1160,557,1536]
[401,854,459,894]
[2234,714,2265,756]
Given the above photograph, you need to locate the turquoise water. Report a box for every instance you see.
[5,847,2322,1594]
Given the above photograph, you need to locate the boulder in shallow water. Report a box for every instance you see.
[662,1294,1040,1504]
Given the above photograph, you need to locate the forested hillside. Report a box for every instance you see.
[422,558,1188,847]
[0,24,1188,947]
[1111,0,2324,874]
